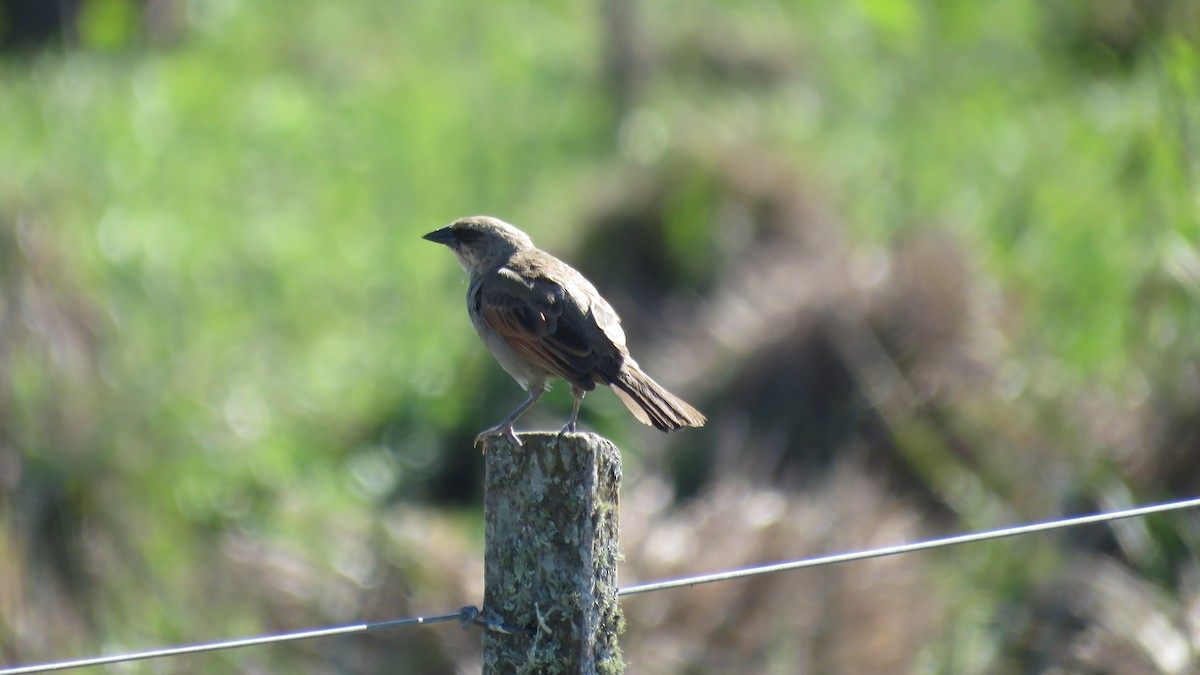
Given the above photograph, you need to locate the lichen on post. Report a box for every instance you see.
[482,431,624,675]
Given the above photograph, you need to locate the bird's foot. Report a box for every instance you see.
[474,424,522,453]
[554,420,578,446]
[556,420,577,443]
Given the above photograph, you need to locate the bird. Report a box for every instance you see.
[423,215,706,449]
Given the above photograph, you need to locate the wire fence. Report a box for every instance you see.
[0,613,467,675]
[3,495,1199,675]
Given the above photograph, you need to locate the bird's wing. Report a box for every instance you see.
[475,267,607,390]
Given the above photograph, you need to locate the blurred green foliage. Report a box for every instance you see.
[1,0,1199,672]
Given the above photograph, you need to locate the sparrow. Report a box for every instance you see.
[423,215,706,448]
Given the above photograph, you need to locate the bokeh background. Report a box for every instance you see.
[3,0,1200,672]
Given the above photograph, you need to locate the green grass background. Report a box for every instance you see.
[2,0,1199,672]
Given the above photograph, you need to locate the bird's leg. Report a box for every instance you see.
[475,386,544,452]
[559,386,585,435]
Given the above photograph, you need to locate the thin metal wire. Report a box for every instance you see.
[5,496,1200,673]
[618,495,1200,596]
[0,611,468,675]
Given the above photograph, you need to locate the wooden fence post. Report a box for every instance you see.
[482,431,624,675]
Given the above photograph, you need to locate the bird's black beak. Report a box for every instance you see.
[422,227,456,246]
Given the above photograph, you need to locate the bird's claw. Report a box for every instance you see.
[474,425,521,453]
[555,420,577,445]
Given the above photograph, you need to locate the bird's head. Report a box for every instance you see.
[423,215,535,274]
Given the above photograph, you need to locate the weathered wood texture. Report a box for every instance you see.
[482,432,624,675]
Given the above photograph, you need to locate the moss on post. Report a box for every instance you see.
[482,432,624,675]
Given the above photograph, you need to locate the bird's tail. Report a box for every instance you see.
[612,363,706,432]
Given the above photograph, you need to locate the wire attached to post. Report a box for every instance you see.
[4,495,1199,674]
[617,495,1200,596]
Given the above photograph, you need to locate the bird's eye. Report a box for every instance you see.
[455,228,480,244]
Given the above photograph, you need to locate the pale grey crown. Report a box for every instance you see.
[444,216,535,272]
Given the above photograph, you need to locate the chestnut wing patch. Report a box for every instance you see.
[476,269,602,391]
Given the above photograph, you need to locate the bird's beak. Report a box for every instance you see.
[422,227,456,246]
